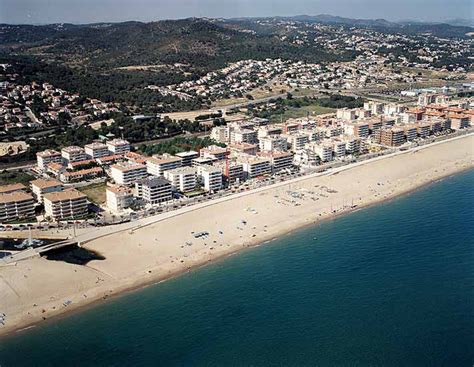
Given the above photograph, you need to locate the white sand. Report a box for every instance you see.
[0,134,472,337]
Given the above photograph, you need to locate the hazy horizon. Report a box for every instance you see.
[1,0,472,25]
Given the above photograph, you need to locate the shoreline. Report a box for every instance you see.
[0,134,472,338]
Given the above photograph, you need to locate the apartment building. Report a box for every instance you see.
[378,127,405,147]
[0,191,35,222]
[258,151,294,172]
[37,149,62,170]
[107,139,130,155]
[175,151,199,166]
[344,121,369,138]
[61,146,87,164]
[449,114,470,130]
[135,177,172,204]
[307,142,334,162]
[197,165,223,192]
[164,167,197,193]
[192,156,217,167]
[84,142,110,159]
[60,167,103,183]
[320,126,344,138]
[43,189,88,220]
[110,163,147,186]
[67,159,96,170]
[30,178,64,203]
[200,145,229,161]
[239,156,272,179]
[285,133,310,152]
[293,149,319,167]
[232,129,258,144]
[336,108,356,121]
[344,137,361,154]
[229,142,258,156]
[210,125,231,143]
[417,123,431,138]
[259,136,288,152]
[332,139,347,158]
[257,126,283,139]
[146,155,183,177]
[106,185,133,212]
[403,125,418,142]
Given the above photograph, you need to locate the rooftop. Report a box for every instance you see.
[107,139,130,146]
[111,162,146,172]
[147,155,182,165]
[0,183,26,194]
[37,149,61,157]
[136,176,171,187]
[0,191,34,204]
[84,142,108,149]
[43,188,86,203]
[61,146,85,153]
[30,178,63,190]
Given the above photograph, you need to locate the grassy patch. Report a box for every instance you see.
[0,170,35,186]
[78,182,107,204]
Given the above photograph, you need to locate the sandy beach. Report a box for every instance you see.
[0,134,472,337]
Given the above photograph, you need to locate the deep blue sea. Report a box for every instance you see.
[0,170,473,367]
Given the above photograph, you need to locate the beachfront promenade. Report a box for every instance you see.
[2,131,472,266]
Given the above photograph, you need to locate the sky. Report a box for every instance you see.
[0,0,472,25]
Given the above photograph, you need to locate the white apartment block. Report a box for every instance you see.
[164,167,197,193]
[43,189,88,220]
[239,156,272,179]
[30,178,64,203]
[135,177,172,204]
[336,108,356,121]
[175,151,199,166]
[146,155,183,177]
[107,139,130,155]
[308,129,324,142]
[215,161,244,183]
[106,185,133,212]
[344,137,361,154]
[61,146,87,163]
[307,142,334,162]
[0,191,35,222]
[364,101,385,115]
[293,149,319,167]
[258,151,294,172]
[331,139,347,158]
[198,165,223,192]
[210,125,231,143]
[36,149,62,170]
[84,142,110,158]
[110,163,148,186]
[321,126,344,138]
[232,129,258,144]
[344,122,369,138]
[200,145,229,161]
[257,126,283,139]
[259,136,288,152]
[285,133,310,152]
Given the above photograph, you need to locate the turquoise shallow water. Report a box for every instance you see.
[0,170,473,366]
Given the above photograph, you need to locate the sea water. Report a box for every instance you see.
[0,170,473,366]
